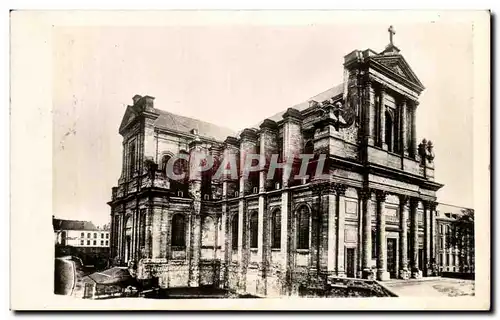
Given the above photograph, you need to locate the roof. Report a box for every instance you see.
[85,267,133,285]
[153,108,236,142]
[255,83,344,126]
[53,218,99,231]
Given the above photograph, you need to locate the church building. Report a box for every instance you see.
[108,28,447,296]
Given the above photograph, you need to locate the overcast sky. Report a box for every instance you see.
[52,21,474,226]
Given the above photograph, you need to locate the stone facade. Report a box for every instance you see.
[107,41,468,296]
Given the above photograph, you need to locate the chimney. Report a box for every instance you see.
[143,95,155,110]
[132,94,142,105]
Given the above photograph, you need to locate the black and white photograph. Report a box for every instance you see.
[10,10,490,310]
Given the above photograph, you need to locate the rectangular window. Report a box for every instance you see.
[105,241,109,246]
[87,233,91,238]
[106,233,109,239]
[271,210,281,249]
[87,240,90,245]
[101,241,104,245]
[129,141,136,178]
[94,233,97,238]
[101,233,104,238]
[93,240,96,246]
[81,232,84,237]
[446,254,450,266]
[80,240,84,245]
[250,212,258,249]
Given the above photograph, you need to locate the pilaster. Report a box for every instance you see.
[326,185,337,274]
[376,191,390,281]
[379,85,388,150]
[410,197,421,278]
[410,101,418,158]
[364,77,376,145]
[401,98,409,156]
[335,184,347,277]
[399,195,410,279]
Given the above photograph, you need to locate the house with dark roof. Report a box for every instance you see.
[53,216,110,248]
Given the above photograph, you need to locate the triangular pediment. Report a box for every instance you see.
[370,54,425,92]
[119,106,139,134]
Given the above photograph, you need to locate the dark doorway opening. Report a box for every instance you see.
[387,238,397,278]
[346,248,356,278]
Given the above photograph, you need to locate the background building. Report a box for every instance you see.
[53,217,111,270]
[53,217,110,248]
[435,204,475,277]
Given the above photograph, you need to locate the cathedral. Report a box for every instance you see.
[108,30,449,297]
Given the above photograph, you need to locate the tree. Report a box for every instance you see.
[447,209,474,272]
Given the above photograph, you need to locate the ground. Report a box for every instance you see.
[383,277,475,297]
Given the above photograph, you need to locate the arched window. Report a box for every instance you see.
[173,151,189,183]
[250,211,258,249]
[161,154,172,176]
[139,209,146,255]
[296,205,310,250]
[231,214,238,251]
[385,110,394,152]
[171,214,186,247]
[271,209,281,249]
[201,216,215,247]
[125,216,133,261]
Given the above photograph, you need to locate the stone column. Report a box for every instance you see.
[282,109,303,188]
[257,194,266,295]
[410,198,421,278]
[335,184,347,277]
[357,189,364,278]
[376,191,389,281]
[441,224,446,273]
[259,119,278,192]
[281,190,291,294]
[410,101,418,158]
[220,202,228,288]
[117,214,123,262]
[399,195,410,279]
[144,208,152,259]
[380,86,387,150]
[429,202,437,276]
[423,201,431,276]
[240,129,258,195]
[327,186,337,274]
[360,189,374,279]
[237,198,245,292]
[401,98,408,156]
[151,210,161,259]
[110,211,116,259]
[316,185,328,271]
[189,206,202,287]
[188,139,203,287]
[364,78,375,145]
[448,225,453,271]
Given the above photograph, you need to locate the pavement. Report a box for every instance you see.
[383,277,475,297]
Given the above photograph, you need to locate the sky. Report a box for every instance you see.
[52,21,474,226]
